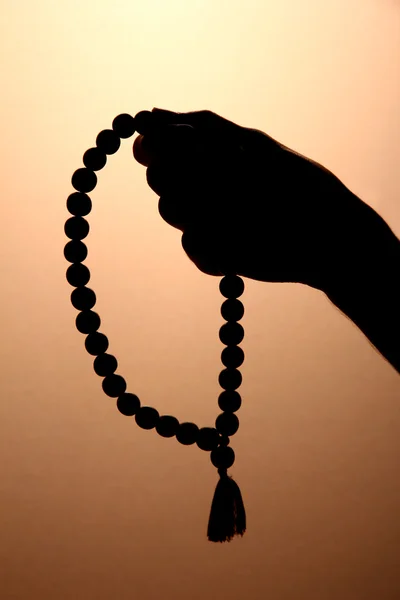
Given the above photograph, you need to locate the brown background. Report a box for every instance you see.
[1,0,400,598]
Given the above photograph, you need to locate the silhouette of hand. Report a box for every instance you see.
[133,108,361,291]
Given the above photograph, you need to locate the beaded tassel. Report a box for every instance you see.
[64,110,246,543]
[207,469,246,542]
[207,273,246,542]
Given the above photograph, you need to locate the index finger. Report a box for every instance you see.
[133,134,151,166]
[133,123,200,168]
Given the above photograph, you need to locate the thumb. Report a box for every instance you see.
[154,110,251,165]
[134,108,195,135]
[151,108,245,139]
[152,107,182,118]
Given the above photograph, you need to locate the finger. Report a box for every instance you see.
[145,126,211,197]
[146,160,165,196]
[151,108,244,140]
[133,124,200,170]
[158,194,192,231]
[151,109,248,158]
[181,226,241,277]
[143,123,200,159]
[146,158,184,197]
[181,228,223,276]
[133,135,152,166]
[137,109,245,169]
[146,154,201,198]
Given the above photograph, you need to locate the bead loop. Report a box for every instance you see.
[65,112,246,543]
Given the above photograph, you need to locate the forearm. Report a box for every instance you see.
[323,195,400,374]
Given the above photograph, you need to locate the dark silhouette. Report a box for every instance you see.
[133,108,400,374]
[65,108,399,544]
[66,112,249,543]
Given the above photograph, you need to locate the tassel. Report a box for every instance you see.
[207,468,246,542]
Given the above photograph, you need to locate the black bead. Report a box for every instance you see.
[218,368,242,391]
[216,412,239,436]
[83,147,107,171]
[75,310,101,334]
[196,427,220,452]
[71,168,97,193]
[219,275,245,299]
[218,390,242,413]
[64,240,88,263]
[66,263,90,287]
[176,422,199,445]
[102,374,127,397]
[112,113,136,138]
[219,322,244,346]
[96,129,121,154]
[64,216,90,240]
[211,446,235,470]
[134,110,155,135]
[71,287,96,310]
[117,393,140,416]
[94,353,118,376]
[135,406,160,430]
[221,298,244,322]
[156,415,179,438]
[219,434,230,446]
[84,332,109,356]
[66,192,92,216]
[221,346,244,369]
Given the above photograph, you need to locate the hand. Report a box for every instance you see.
[133,108,362,292]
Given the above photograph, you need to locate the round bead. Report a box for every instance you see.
[216,412,239,436]
[218,368,242,391]
[176,422,199,446]
[83,147,107,171]
[221,298,244,322]
[219,434,230,446]
[64,240,88,263]
[211,446,235,470]
[219,275,245,299]
[94,353,118,376]
[134,110,154,135]
[64,216,90,240]
[66,263,90,287]
[135,406,160,430]
[117,393,140,416]
[84,332,109,356]
[102,374,127,398]
[66,192,92,216]
[196,427,220,452]
[219,322,244,346]
[218,390,242,413]
[71,287,96,310]
[156,415,180,438]
[221,346,244,369]
[96,129,121,154]
[71,168,97,193]
[75,310,101,334]
[112,113,136,138]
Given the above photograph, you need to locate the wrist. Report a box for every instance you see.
[322,194,399,296]
[322,196,400,372]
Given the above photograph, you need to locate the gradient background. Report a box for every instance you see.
[1,1,400,598]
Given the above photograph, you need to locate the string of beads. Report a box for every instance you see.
[64,111,246,541]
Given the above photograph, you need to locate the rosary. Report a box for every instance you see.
[64,110,246,543]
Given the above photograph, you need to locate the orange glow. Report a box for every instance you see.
[1,0,400,598]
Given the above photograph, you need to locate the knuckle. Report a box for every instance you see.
[133,135,149,165]
[146,163,163,194]
[181,230,221,276]
[181,229,197,256]
[158,195,186,229]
